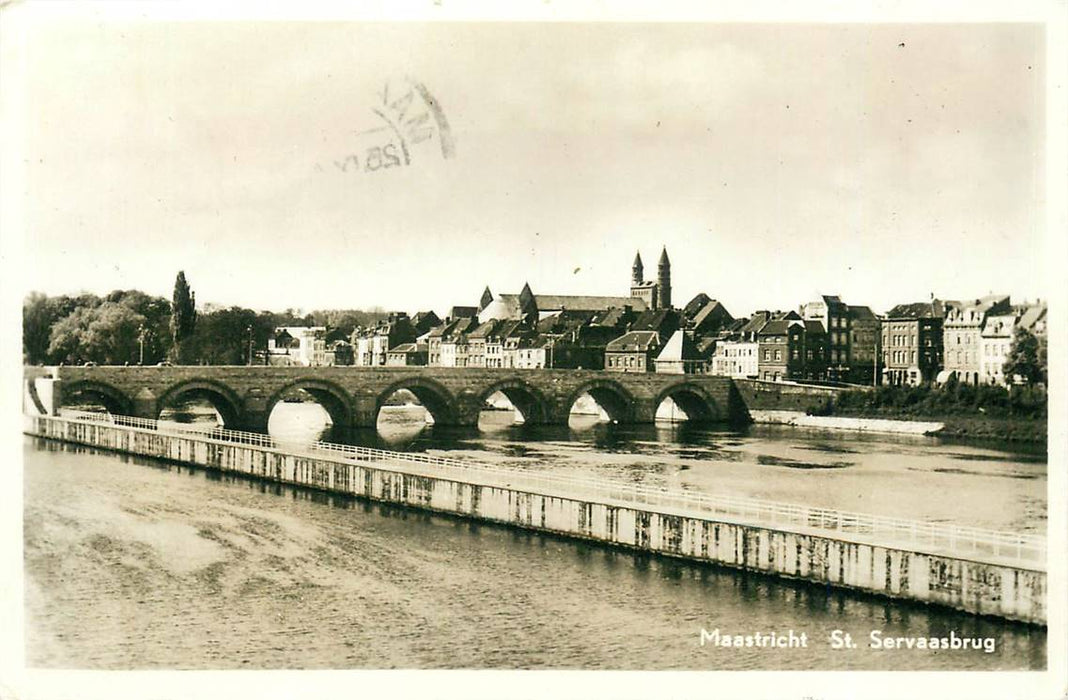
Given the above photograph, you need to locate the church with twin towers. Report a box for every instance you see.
[475,246,673,320]
[629,246,672,311]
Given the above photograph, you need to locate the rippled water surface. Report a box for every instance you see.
[299,404,1046,533]
[25,405,1047,670]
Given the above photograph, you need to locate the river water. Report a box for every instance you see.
[24,404,1047,669]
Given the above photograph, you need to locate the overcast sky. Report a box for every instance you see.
[17,20,1047,318]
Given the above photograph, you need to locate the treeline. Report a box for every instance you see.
[23,290,389,366]
[810,380,1047,420]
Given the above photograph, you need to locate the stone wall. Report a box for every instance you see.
[26,415,1046,625]
[734,378,842,412]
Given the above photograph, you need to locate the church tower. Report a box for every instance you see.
[632,251,644,286]
[657,246,672,310]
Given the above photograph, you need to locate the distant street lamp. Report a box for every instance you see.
[873,346,878,387]
[247,325,254,366]
[138,325,146,365]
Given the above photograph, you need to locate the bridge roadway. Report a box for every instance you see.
[41,365,751,432]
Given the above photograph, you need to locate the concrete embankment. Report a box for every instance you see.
[24,415,1046,625]
[748,410,944,436]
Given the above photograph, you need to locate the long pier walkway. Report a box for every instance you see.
[24,411,1047,625]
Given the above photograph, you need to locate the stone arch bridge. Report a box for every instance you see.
[33,366,754,432]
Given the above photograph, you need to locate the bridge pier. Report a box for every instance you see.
[352,397,378,430]
[132,390,158,421]
[231,410,270,434]
[629,401,657,424]
[542,398,653,425]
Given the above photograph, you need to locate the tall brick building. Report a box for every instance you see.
[800,295,851,381]
[882,300,946,386]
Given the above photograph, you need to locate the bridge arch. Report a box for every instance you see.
[478,378,551,424]
[157,379,243,427]
[654,382,721,422]
[565,379,636,423]
[62,380,134,416]
[376,376,458,426]
[265,379,354,429]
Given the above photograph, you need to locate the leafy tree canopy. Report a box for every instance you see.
[1003,327,1046,386]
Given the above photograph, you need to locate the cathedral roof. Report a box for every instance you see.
[479,297,516,321]
[495,293,646,313]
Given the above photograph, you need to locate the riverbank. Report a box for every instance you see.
[813,384,1048,444]
[927,415,1047,443]
[749,409,1046,444]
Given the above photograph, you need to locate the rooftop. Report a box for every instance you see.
[885,300,947,319]
[657,330,702,362]
[606,330,660,352]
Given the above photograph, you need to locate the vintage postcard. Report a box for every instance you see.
[1,2,1065,699]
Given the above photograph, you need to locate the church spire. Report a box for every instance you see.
[479,286,493,311]
[632,251,644,285]
[657,246,671,309]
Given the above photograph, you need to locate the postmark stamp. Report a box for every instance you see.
[327,77,454,175]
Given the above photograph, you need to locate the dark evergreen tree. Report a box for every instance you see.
[171,271,197,363]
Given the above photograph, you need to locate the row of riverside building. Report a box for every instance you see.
[268,248,1047,387]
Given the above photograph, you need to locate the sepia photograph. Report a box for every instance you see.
[1,2,1065,699]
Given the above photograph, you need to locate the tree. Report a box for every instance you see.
[171,271,197,364]
[23,292,58,364]
[105,289,173,363]
[47,306,95,364]
[188,306,260,365]
[1003,326,1045,386]
[47,302,146,364]
[82,303,147,364]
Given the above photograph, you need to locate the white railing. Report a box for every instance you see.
[44,410,1047,567]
